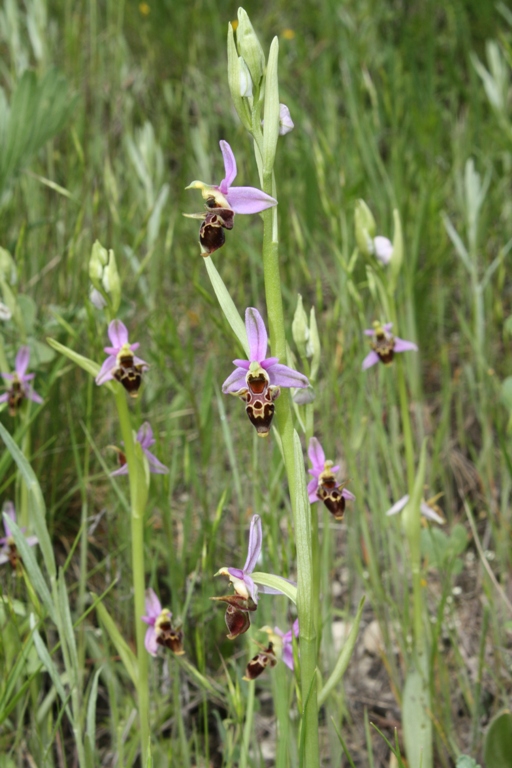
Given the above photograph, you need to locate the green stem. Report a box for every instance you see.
[261,171,320,768]
[240,680,255,768]
[114,389,150,766]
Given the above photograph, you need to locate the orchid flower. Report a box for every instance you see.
[244,619,299,680]
[111,422,168,476]
[278,103,294,135]
[0,501,38,567]
[95,319,149,397]
[386,494,444,524]
[307,437,355,521]
[0,346,43,416]
[362,321,418,370]
[222,308,309,436]
[141,588,184,656]
[213,514,292,639]
[186,140,277,215]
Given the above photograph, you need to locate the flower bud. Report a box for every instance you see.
[292,294,310,358]
[103,248,121,314]
[236,8,265,88]
[89,240,109,289]
[239,57,253,97]
[279,103,294,135]
[354,199,376,257]
[309,307,321,382]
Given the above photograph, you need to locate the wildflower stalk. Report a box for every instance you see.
[260,164,320,768]
[114,388,150,765]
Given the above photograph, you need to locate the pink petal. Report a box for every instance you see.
[386,495,409,516]
[145,588,162,620]
[260,356,279,369]
[15,346,31,377]
[133,355,149,370]
[266,363,309,389]
[243,514,262,574]
[110,465,129,477]
[243,574,258,604]
[225,187,277,214]
[219,140,237,192]
[342,488,356,501]
[278,104,294,135]
[383,323,393,332]
[108,319,129,349]
[308,437,325,472]
[222,367,248,394]
[144,449,169,474]
[362,351,380,371]
[145,626,159,656]
[25,535,38,548]
[137,422,154,449]
[282,645,295,670]
[21,373,35,381]
[0,393,9,403]
[95,355,117,385]
[363,329,375,337]
[0,552,9,565]
[232,359,251,370]
[308,480,320,504]
[26,388,43,405]
[245,307,268,362]
[420,502,444,524]
[2,502,15,537]
[394,337,418,353]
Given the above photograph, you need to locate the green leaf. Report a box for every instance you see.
[29,614,73,721]
[4,514,56,622]
[318,596,365,707]
[500,377,512,411]
[403,662,433,768]
[0,421,56,579]
[483,710,512,768]
[203,257,249,355]
[456,757,481,768]
[46,337,116,392]
[86,666,103,761]
[94,596,138,687]
[251,572,297,604]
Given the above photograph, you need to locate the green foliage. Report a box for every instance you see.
[421,524,469,574]
[483,710,512,768]
[0,68,75,199]
[456,756,481,768]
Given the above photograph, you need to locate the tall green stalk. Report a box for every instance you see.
[114,389,150,765]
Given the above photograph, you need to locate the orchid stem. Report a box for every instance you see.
[261,170,320,768]
[240,680,255,768]
[114,388,150,766]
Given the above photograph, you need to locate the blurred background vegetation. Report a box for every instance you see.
[0,0,511,766]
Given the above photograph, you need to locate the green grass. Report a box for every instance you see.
[0,0,511,766]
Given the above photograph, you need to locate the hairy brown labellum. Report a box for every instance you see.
[7,542,20,570]
[7,382,24,416]
[211,594,257,639]
[113,353,144,397]
[199,205,235,256]
[242,373,280,437]
[156,618,185,655]
[317,471,346,521]
[244,642,277,681]
[371,328,395,365]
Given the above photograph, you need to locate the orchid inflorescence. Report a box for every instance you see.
[0,346,43,416]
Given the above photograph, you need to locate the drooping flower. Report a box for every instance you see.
[222,308,309,436]
[95,320,149,397]
[307,437,355,521]
[0,501,38,568]
[184,141,277,255]
[0,347,43,416]
[386,494,444,524]
[362,321,418,370]
[212,514,290,639]
[141,588,184,656]
[111,422,168,476]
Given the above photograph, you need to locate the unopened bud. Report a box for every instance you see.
[292,294,310,358]
[354,199,376,257]
[236,8,265,88]
[89,240,109,289]
[103,249,121,314]
[279,103,294,135]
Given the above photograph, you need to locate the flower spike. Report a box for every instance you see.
[223,308,309,436]
[185,141,277,255]
[96,320,149,397]
[141,588,184,656]
[0,346,43,416]
[362,321,418,370]
[307,437,355,521]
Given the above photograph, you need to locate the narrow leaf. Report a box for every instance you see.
[29,614,73,721]
[318,596,365,706]
[203,258,249,355]
[46,337,116,392]
[251,572,297,604]
[95,597,139,687]
[403,663,433,768]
